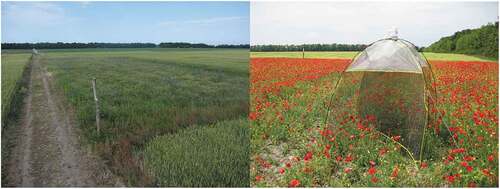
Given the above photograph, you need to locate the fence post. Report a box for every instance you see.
[302,47,305,59]
[92,78,100,134]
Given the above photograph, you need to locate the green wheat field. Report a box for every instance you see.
[1,48,249,186]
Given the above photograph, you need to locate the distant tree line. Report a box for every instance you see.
[250,44,369,52]
[1,42,249,49]
[425,22,498,58]
[158,42,249,48]
[1,42,157,49]
[215,44,250,48]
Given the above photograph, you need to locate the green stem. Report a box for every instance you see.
[377,131,419,169]
[419,124,427,162]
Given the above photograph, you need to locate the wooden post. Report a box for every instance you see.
[302,47,305,59]
[92,78,100,134]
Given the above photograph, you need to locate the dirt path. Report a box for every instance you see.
[5,55,122,187]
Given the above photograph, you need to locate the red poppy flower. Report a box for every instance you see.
[279,168,285,174]
[371,176,378,183]
[392,135,401,141]
[249,112,258,121]
[391,166,399,178]
[446,176,454,183]
[420,162,428,169]
[466,166,473,173]
[445,175,456,183]
[488,154,494,162]
[379,148,387,156]
[482,169,490,176]
[357,122,365,130]
[289,179,300,187]
[369,160,376,167]
[447,155,455,161]
[460,161,468,167]
[477,136,484,142]
[286,162,292,168]
[304,152,313,161]
[451,148,466,154]
[464,155,475,161]
[368,167,376,175]
[366,115,376,122]
[325,144,331,150]
[255,175,263,182]
[336,155,343,162]
[344,155,353,162]
[324,151,331,159]
[344,167,353,173]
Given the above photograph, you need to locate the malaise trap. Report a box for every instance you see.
[326,35,440,160]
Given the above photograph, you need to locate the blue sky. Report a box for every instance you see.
[251,1,498,46]
[2,2,249,44]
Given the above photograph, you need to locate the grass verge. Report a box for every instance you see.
[1,53,33,185]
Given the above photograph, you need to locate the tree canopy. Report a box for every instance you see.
[425,22,498,58]
[251,44,368,52]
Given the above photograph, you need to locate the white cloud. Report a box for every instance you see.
[2,2,72,28]
[251,1,498,46]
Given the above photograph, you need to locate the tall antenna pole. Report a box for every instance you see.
[390,27,399,40]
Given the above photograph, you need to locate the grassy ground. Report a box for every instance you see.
[1,53,32,121]
[250,51,497,62]
[38,48,249,186]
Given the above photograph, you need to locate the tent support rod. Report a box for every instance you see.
[322,43,369,126]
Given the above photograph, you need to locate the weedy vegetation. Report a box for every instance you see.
[250,53,498,187]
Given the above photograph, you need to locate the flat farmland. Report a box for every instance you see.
[250,53,498,187]
[3,48,249,186]
[43,48,248,141]
[251,51,495,62]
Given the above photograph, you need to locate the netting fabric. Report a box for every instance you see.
[330,38,436,158]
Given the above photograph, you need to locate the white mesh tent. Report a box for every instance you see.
[328,36,437,160]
